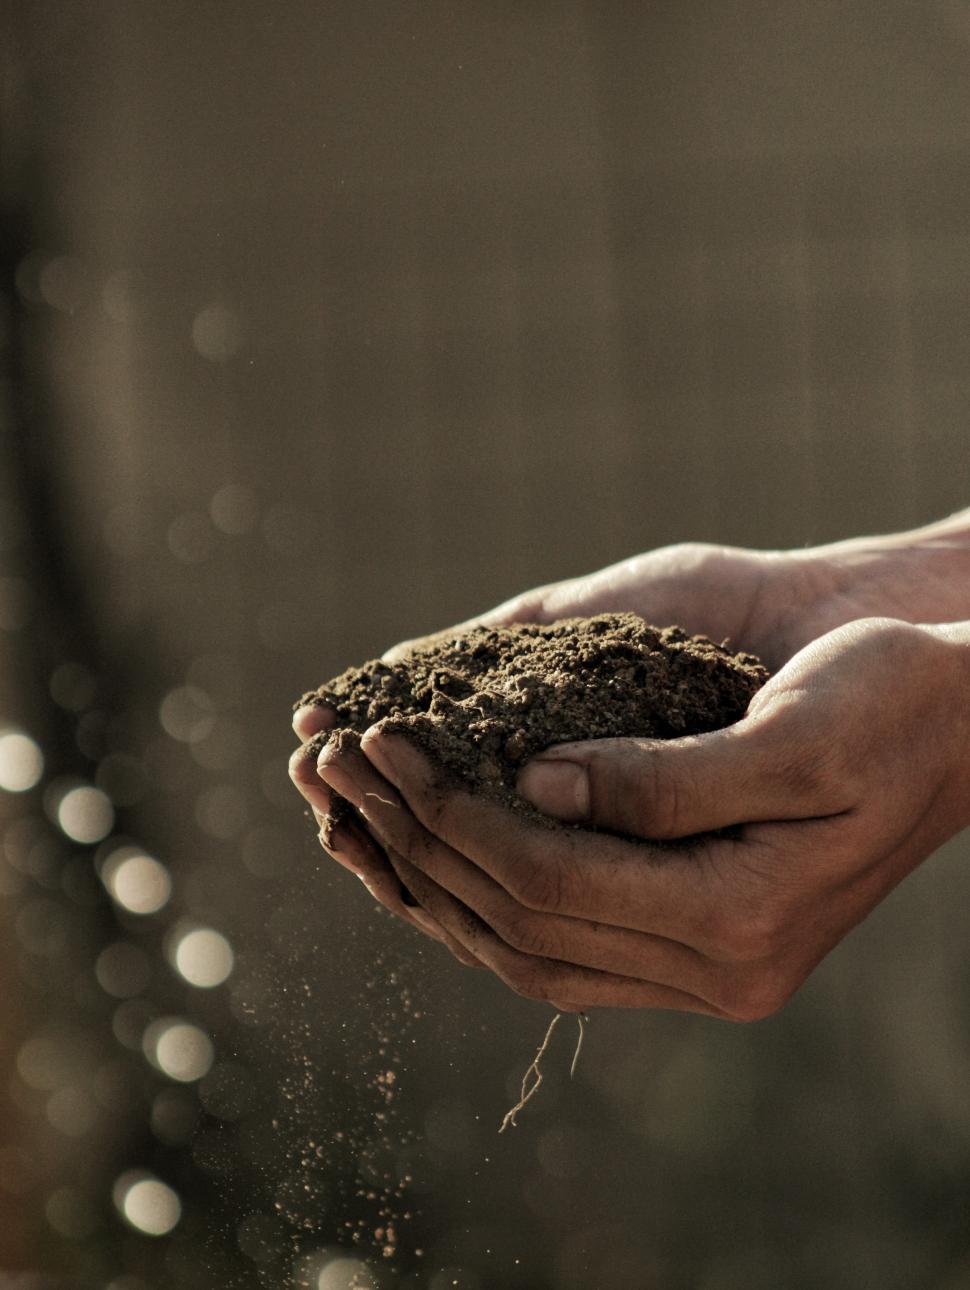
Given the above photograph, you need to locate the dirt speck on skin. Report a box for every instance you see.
[296,613,769,821]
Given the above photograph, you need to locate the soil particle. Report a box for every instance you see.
[296,613,768,820]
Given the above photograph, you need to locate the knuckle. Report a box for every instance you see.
[288,745,313,782]
[754,706,858,810]
[494,910,558,959]
[502,958,556,1003]
[724,972,792,1024]
[615,743,694,839]
[708,904,780,962]
[404,822,437,868]
[779,742,851,806]
[507,860,567,914]
[638,749,684,838]
[420,789,450,836]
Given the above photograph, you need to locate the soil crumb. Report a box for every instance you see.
[296,613,768,818]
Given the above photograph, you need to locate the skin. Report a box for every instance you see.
[290,512,970,1018]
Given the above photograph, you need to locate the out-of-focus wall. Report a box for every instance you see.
[3,3,970,1287]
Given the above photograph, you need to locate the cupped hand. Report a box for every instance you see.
[289,530,966,967]
[311,617,970,1015]
[290,540,818,932]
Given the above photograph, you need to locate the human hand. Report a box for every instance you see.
[311,617,970,1015]
[290,513,970,955]
[371,513,970,675]
[288,542,815,923]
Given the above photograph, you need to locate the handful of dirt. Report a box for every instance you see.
[296,613,768,820]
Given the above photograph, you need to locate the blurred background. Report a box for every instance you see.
[2,1,970,1286]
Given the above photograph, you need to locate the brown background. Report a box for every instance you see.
[2,2,970,1286]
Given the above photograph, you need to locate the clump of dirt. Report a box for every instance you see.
[296,613,768,819]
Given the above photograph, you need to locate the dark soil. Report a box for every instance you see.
[296,613,768,822]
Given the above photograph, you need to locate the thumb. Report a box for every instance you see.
[516,718,823,839]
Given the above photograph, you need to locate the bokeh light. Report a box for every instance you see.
[49,661,97,711]
[236,1212,285,1264]
[198,1062,255,1121]
[316,1257,378,1290]
[101,268,145,324]
[45,1185,99,1239]
[191,303,243,361]
[46,1085,97,1137]
[15,898,69,956]
[210,482,259,535]
[194,783,247,840]
[95,942,152,998]
[113,1171,182,1236]
[159,685,215,743]
[166,511,216,565]
[56,784,114,843]
[16,1033,77,1090]
[38,254,88,313]
[143,1017,215,1083]
[14,250,45,302]
[0,729,44,792]
[102,846,172,915]
[189,716,244,771]
[111,999,157,1051]
[172,926,234,988]
[150,1087,199,1147]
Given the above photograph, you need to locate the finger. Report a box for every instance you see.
[321,808,454,947]
[357,727,724,944]
[516,706,854,839]
[289,738,337,818]
[312,738,482,965]
[314,736,477,952]
[343,776,720,1003]
[390,850,728,1016]
[380,848,485,969]
[321,806,388,879]
[293,703,335,742]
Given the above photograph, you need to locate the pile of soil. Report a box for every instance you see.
[296,613,768,822]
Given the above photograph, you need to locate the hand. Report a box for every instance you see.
[290,540,801,954]
[290,517,970,959]
[311,617,970,1015]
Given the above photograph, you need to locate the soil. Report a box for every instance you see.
[296,613,768,824]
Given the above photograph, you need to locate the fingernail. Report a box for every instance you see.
[316,760,353,798]
[518,759,589,821]
[292,704,315,735]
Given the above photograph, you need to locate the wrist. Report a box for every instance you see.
[924,620,970,833]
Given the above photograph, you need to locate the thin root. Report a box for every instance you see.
[363,791,398,808]
[570,1013,587,1080]
[499,1013,560,1133]
[499,1011,589,1133]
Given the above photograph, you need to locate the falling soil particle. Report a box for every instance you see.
[296,613,768,823]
